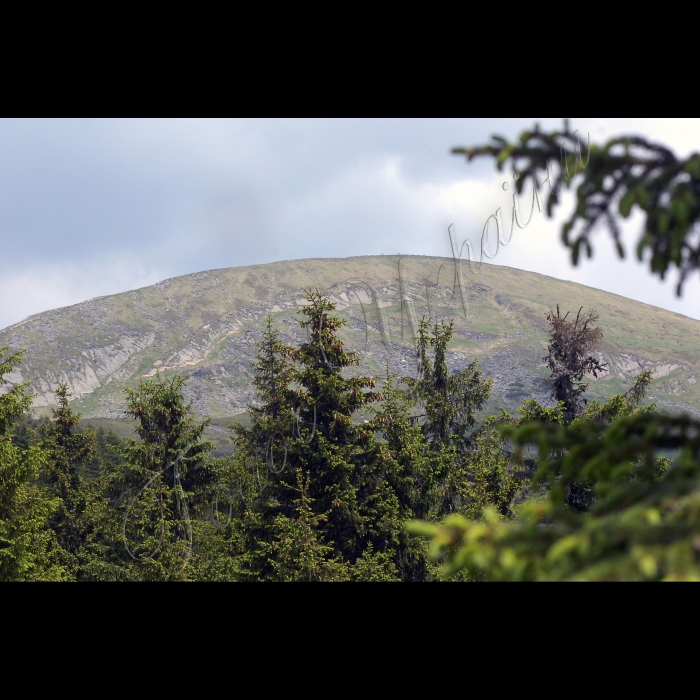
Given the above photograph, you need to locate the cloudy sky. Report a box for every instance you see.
[1,118,699,331]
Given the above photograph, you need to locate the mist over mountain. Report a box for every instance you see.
[2,255,699,420]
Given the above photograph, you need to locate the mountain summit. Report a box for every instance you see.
[2,256,699,419]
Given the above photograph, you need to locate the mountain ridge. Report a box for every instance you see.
[2,255,700,419]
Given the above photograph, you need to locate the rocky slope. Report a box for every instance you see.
[2,255,700,419]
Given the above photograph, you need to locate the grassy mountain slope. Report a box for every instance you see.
[2,255,699,421]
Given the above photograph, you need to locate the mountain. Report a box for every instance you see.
[2,255,700,420]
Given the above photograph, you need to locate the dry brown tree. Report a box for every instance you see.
[544,305,608,423]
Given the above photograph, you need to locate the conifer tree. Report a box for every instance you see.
[233,293,516,580]
[408,375,682,581]
[407,122,700,580]
[0,347,66,581]
[40,382,96,578]
[242,315,297,476]
[264,467,347,581]
[234,291,403,579]
[460,415,519,519]
[402,318,504,518]
[85,426,124,481]
[98,373,216,580]
[367,365,442,580]
[404,318,492,451]
[284,288,386,566]
[228,317,298,579]
[544,306,607,423]
[452,120,700,295]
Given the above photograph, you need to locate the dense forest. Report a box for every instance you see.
[0,288,675,581]
[3,121,700,581]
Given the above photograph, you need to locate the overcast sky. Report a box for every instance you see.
[2,117,700,332]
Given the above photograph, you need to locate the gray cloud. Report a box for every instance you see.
[1,118,699,331]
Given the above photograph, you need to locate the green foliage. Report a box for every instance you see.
[453,120,700,294]
[516,398,565,425]
[246,315,297,452]
[366,365,442,579]
[231,291,504,580]
[404,318,492,449]
[228,316,300,580]
[0,347,67,581]
[6,120,700,582]
[39,383,98,579]
[348,542,398,582]
[461,415,520,520]
[232,290,394,578]
[85,426,125,480]
[274,289,386,565]
[10,414,47,452]
[583,370,655,422]
[0,348,34,435]
[92,373,216,581]
[408,371,700,580]
[419,121,700,576]
[263,468,348,581]
[399,318,521,524]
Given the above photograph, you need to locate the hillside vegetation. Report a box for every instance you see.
[1,256,699,421]
[5,122,700,581]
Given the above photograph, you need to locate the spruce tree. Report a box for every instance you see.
[404,318,492,451]
[40,382,96,578]
[367,365,441,580]
[403,318,502,517]
[229,316,298,579]
[234,291,402,578]
[544,306,607,423]
[240,315,297,479]
[407,122,700,580]
[234,294,509,580]
[284,288,387,567]
[264,467,348,581]
[0,347,67,581]
[98,373,216,580]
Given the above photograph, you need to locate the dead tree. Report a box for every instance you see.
[544,305,607,423]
